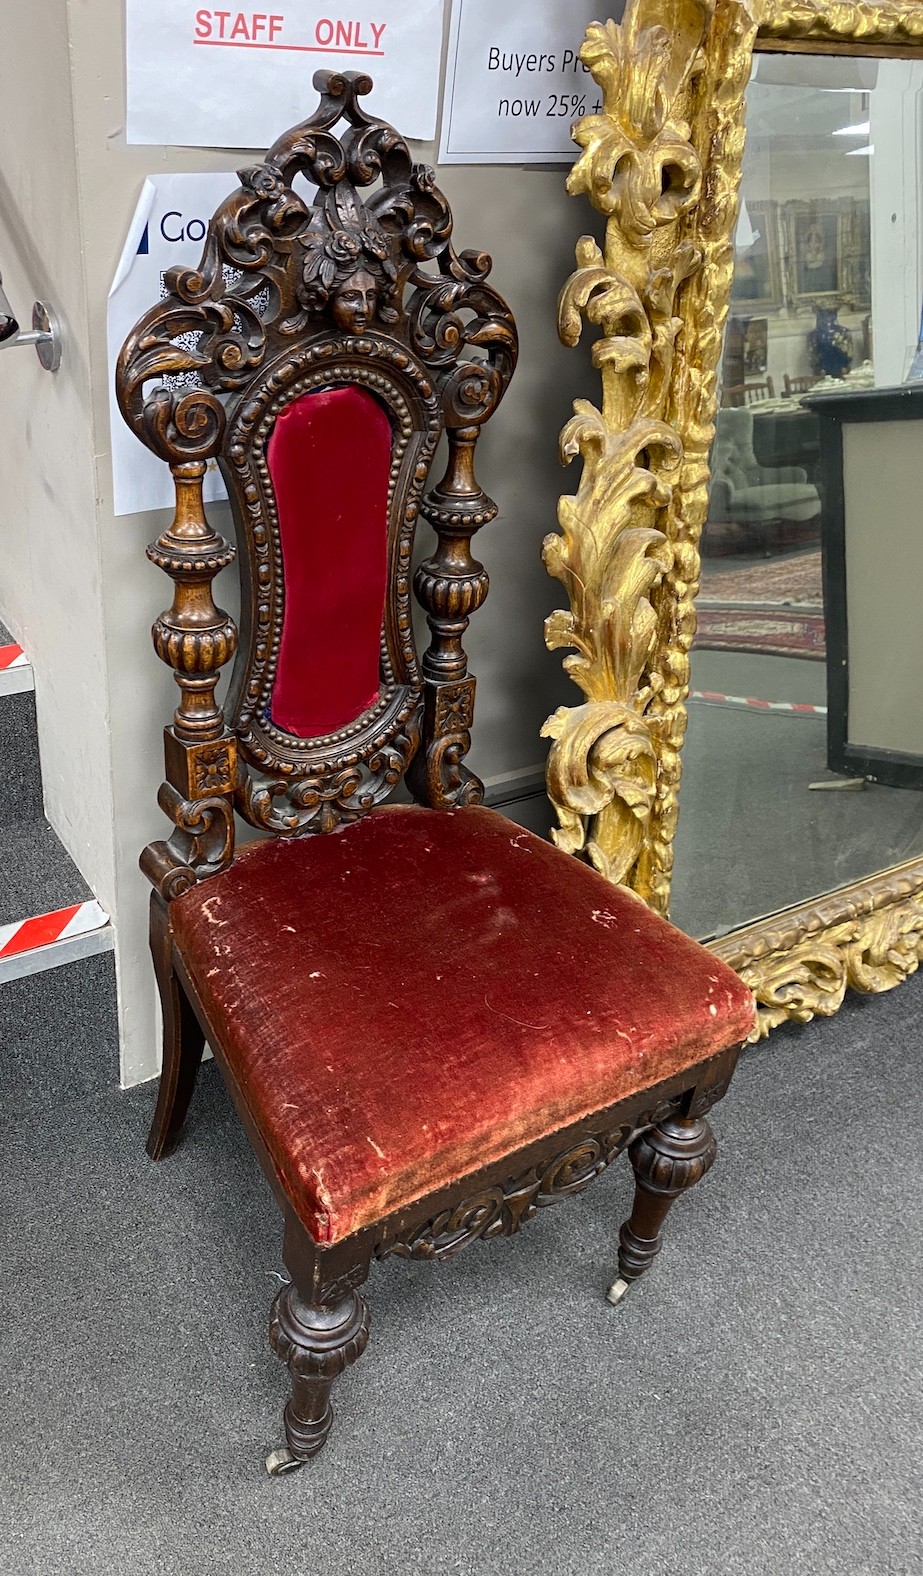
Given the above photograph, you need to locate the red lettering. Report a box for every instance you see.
[251,12,267,36]
[194,9,212,38]
[315,17,334,44]
[370,20,385,47]
[213,10,231,37]
[269,13,283,39]
[335,19,354,46]
[230,11,250,37]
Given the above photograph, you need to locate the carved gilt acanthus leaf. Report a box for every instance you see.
[756,0,923,49]
[542,701,657,883]
[568,15,706,245]
[545,0,758,912]
[708,864,923,1039]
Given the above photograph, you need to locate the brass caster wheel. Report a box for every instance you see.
[266,1445,303,1476]
[606,1277,631,1307]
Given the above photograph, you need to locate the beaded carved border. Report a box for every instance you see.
[223,342,441,833]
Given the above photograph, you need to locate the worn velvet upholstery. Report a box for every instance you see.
[267,385,392,738]
[172,806,756,1245]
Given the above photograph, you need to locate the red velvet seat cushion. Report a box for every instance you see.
[172,807,755,1244]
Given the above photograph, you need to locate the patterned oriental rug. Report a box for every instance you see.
[696,549,825,660]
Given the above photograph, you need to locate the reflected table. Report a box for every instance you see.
[751,404,820,478]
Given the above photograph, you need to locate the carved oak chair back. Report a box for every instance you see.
[116,73,755,1478]
[117,71,516,896]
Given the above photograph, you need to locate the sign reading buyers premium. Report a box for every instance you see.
[126,0,444,146]
[440,0,625,164]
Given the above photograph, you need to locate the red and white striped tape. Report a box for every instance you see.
[0,642,28,671]
[0,899,108,960]
[690,689,827,717]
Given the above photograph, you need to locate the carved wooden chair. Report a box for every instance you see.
[116,73,756,1476]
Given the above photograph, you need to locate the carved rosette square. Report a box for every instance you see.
[191,743,235,796]
[165,730,238,802]
[433,680,475,737]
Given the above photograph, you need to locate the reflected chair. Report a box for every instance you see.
[783,373,819,398]
[705,406,821,555]
[116,72,756,1475]
[722,377,775,407]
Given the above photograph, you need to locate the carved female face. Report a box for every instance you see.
[331,270,378,334]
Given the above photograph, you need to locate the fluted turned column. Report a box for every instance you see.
[607,1115,717,1304]
[409,425,497,808]
[267,1282,371,1470]
[140,461,239,898]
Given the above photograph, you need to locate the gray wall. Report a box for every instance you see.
[0,0,115,909]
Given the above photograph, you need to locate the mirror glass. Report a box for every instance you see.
[671,52,923,940]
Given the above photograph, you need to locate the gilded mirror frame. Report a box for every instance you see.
[542,0,923,1039]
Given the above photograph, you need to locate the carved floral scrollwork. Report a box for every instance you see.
[568,11,707,244]
[708,864,923,1039]
[542,5,709,900]
[140,790,237,900]
[735,906,923,1040]
[544,0,757,910]
[542,394,679,883]
[756,0,923,49]
[237,715,420,836]
[116,71,515,470]
[379,1098,682,1262]
[240,768,365,837]
[547,0,923,1040]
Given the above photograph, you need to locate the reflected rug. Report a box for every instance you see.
[697,549,825,659]
[700,549,822,606]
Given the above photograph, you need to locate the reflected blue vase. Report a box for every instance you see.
[808,308,852,379]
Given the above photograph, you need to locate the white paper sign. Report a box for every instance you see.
[126,0,446,148]
[440,0,625,164]
[107,173,240,517]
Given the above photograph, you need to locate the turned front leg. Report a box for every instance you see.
[608,1115,718,1305]
[267,1282,370,1473]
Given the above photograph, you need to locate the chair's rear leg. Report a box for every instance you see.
[146,894,205,1161]
[267,1280,371,1475]
[608,1115,717,1305]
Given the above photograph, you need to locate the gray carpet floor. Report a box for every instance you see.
[2,978,922,1576]
[0,820,92,926]
[0,691,42,827]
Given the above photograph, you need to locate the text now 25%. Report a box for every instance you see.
[496,94,602,120]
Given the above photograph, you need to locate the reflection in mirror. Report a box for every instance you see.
[670,52,923,941]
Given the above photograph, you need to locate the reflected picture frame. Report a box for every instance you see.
[732,197,783,311]
[782,195,872,308]
[543,0,923,1041]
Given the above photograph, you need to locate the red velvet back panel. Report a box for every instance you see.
[266,385,392,738]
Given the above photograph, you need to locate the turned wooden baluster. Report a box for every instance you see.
[409,424,497,809]
[141,459,240,899]
[607,1115,718,1304]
